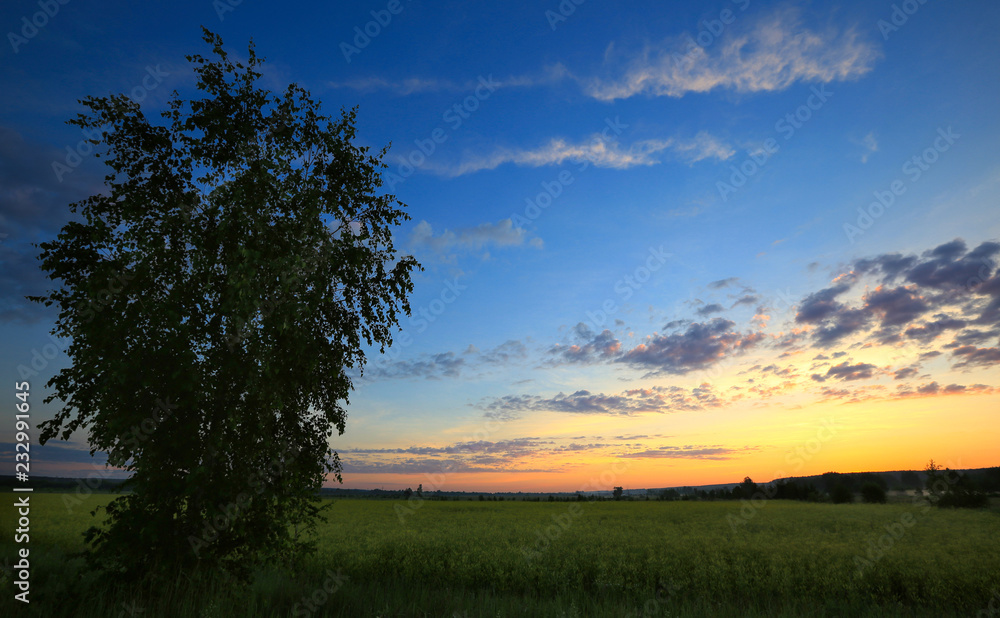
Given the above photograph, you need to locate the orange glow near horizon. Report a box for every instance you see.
[330,391,1000,492]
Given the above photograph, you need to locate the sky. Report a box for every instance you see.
[1,0,998,493]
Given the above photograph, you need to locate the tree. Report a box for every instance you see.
[30,29,419,581]
[925,460,988,508]
[830,483,853,504]
[740,476,758,499]
[613,486,624,501]
[860,482,887,504]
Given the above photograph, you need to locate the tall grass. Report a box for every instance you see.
[2,494,998,616]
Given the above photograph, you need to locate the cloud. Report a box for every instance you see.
[359,339,529,383]
[795,283,852,324]
[410,218,543,257]
[863,286,930,327]
[708,277,739,289]
[618,318,764,375]
[810,361,877,383]
[857,131,878,163]
[731,294,759,308]
[951,345,1000,369]
[329,66,568,95]
[480,384,722,417]
[360,352,465,381]
[696,303,725,317]
[620,445,756,460]
[849,238,1000,352]
[903,317,967,343]
[548,323,622,365]
[430,132,733,177]
[339,437,568,474]
[475,339,529,365]
[793,239,999,349]
[893,381,995,399]
[581,8,879,101]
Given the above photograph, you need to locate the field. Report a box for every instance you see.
[2,494,999,617]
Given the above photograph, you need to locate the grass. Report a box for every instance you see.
[2,494,999,616]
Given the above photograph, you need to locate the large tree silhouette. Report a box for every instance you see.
[30,29,419,580]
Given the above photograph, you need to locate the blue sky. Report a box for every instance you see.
[1,0,999,491]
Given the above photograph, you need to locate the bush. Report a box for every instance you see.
[861,482,887,504]
[831,483,853,504]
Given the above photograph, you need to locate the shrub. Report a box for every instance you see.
[861,482,887,504]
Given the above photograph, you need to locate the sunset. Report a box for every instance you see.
[1,1,998,615]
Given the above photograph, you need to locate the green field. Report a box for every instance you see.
[2,494,999,617]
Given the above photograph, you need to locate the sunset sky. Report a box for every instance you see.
[1,0,998,492]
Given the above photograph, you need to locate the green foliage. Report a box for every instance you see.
[28,29,418,582]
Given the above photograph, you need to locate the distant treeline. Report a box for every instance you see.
[4,465,997,505]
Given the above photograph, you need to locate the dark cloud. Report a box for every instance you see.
[811,308,870,346]
[917,382,941,395]
[863,286,929,327]
[904,317,967,343]
[951,345,1000,369]
[618,318,763,375]
[548,323,622,365]
[811,361,877,382]
[795,283,852,324]
[893,366,919,381]
[797,239,998,348]
[896,239,996,293]
[731,294,759,307]
[708,277,739,289]
[949,328,999,346]
[854,253,918,282]
[695,303,725,316]
[361,351,465,381]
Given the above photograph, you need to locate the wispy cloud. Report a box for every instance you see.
[428,131,733,177]
[409,218,543,256]
[620,445,757,460]
[582,8,879,101]
[857,131,879,163]
[329,66,568,95]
